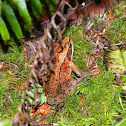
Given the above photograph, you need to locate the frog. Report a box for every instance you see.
[46,37,92,105]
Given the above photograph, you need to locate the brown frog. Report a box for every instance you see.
[46,37,92,105]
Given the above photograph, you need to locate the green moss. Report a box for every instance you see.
[0,39,30,120]
[63,25,84,41]
[107,3,126,44]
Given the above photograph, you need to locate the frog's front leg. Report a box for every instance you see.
[70,62,93,78]
[70,62,84,77]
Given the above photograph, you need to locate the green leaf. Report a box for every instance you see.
[0,17,10,41]
[0,1,10,41]
[30,0,42,19]
[104,45,126,74]
[23,83,45,105]
[12,0,31,30]
[0,119,12,126]
[0,0,2,16]
[2,4,23,39]
[46,0,57,10]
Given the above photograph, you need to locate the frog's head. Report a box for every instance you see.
[61,36,74,61]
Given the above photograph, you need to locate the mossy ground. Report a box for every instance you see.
[0,39,30,120]
[0,1,126,125]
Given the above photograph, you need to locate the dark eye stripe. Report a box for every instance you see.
[69,37,71,42]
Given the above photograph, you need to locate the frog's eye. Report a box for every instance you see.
[69,43,72,48]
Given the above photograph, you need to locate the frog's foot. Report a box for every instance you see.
[47,94,65,105]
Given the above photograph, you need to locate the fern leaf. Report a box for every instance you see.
[12,0,31,30]
[2,3,23,39]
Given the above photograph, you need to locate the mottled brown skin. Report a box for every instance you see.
[46,37,91,105]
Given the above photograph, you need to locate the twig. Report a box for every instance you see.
[5,62,27,72]
[3,83,10,114]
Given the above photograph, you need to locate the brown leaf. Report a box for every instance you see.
[67,0,115,25]
[94,4,100,16]
[82,7,88,21]
[0,62,4,70]
[103,0,115,9]
[99,1,105,16]
[32,103,53,117]
[87,3,96,21]
[41,13,50,22]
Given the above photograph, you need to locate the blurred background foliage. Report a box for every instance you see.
[0,0,57,41]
